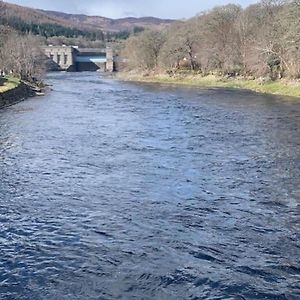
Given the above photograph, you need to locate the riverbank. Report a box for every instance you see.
[0,77,20,93]
[0,77,40,109]
[116,73,300,98]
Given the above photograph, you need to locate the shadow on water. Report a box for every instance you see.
[0,72,299,299]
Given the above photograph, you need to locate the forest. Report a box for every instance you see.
[0,26,46,82]
[121,0,300,81]
[0,16,106,40]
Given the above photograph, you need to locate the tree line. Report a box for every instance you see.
[0,15,145,43]
[121,0,300,80]
[0,16,106,40]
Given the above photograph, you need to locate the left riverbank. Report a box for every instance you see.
[0,77,39,109]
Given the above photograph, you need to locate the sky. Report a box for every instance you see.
[6,0,258,19]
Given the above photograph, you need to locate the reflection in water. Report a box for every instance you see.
[0,72,299,299]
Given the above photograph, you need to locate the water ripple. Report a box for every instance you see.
[0,72,299,299]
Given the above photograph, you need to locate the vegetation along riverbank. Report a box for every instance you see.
[120,1,300,98]
[117,72,300,98]
[0,76,20,93]
[0,22,47,107]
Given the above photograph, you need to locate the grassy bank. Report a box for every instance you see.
[116,73,300,98]
[0,77,21,93]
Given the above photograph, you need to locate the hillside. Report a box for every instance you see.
[0,2,174,33]
[40,10,175,32]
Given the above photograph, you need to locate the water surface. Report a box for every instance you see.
[0,73,300,299]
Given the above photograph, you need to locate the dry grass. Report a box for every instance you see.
[117,73,300,98]
[0,77,20,93]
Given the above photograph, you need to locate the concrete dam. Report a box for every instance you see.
[44,45,115,72]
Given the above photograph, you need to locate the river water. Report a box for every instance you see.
[0,72,299,299]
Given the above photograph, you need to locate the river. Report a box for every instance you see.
[0,72,299,299]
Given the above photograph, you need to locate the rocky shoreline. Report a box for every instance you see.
[0,82,40,109]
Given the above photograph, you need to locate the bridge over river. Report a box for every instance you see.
[44,45,115,72]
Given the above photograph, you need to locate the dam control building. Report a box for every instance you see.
[44,45,115,72]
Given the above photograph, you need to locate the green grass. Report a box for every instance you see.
[0,76,21,93]
[117,73,300,98]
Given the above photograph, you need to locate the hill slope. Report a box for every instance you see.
[0,2,174,33]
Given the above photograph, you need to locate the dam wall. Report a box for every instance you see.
[44,45,115,72]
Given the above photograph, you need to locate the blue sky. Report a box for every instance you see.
[6,0,258,19]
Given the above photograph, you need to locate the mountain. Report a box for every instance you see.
[39,10,175,32]
[0,2,175,33]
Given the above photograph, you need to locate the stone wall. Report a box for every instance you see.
[106,47,114,72]
[0,83,35,109]
[44,46,76,71]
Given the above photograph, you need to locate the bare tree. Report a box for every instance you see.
[0,31,47,81]
[159,20,200,71]
[121,30,166,71]
[121,0,300,80]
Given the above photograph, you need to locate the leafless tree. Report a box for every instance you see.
[122,0,300,79]
[0,31,46,81]
[121,30,166,71]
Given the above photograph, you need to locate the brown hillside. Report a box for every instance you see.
[0,2,175,32]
